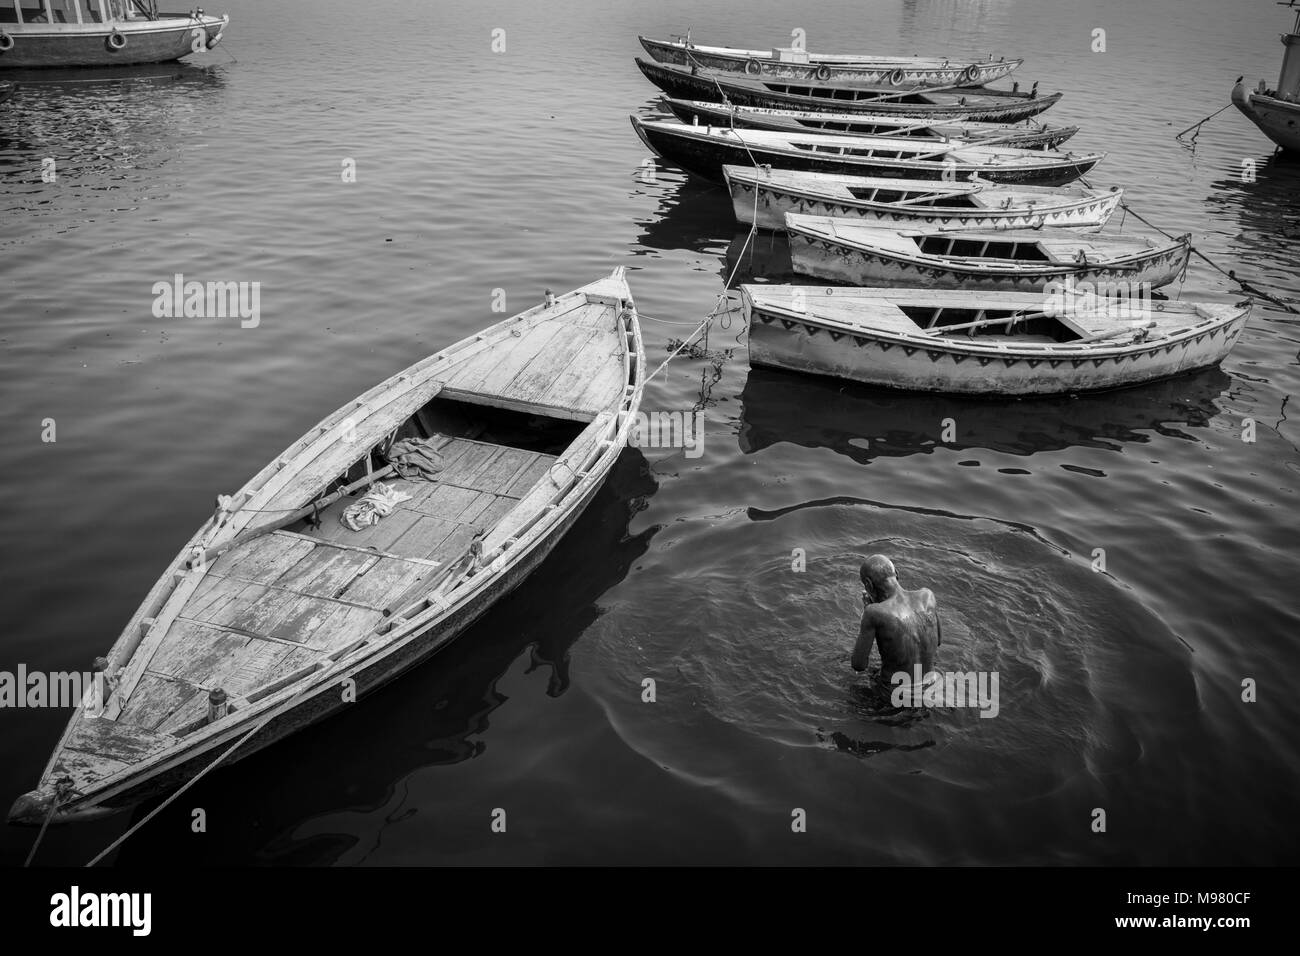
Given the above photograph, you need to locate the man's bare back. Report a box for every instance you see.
[851,555,941,681]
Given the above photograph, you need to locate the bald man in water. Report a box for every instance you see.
[851,555,941,682]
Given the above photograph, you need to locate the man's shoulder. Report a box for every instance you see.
[909,587,937,608]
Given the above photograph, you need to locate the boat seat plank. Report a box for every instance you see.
[60,717,177,769]
[118,673,203,733]
[439,323,570,396]
[388,514,460,559]
[337,555,433,608]
[267,546,380,600]
[208,532,317,581]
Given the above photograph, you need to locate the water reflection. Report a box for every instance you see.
[738,364,1232,463]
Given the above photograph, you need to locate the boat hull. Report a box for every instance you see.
[637,59,1062,123]
[632,118,1099,187]
[0,15,227,69]
[725,170,1121,232]
[640,35,1020,88]
[787,230,1189,292]
[1231,80,1300,152]
[745,300,1250,395]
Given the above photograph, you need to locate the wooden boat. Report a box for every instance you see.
[637,59,1062,123]
[662,98,1078,149]
[742,286,1250,395]
[725,167,1123,232]
[0,1,227,69]
[785,217,1190,291]
[630,116,1103,187]
[639,34,1022,88]
[1230,4,1300,152]
[0,79,13,101]
[8,269,645,825]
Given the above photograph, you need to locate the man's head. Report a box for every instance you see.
[860,555,898,601]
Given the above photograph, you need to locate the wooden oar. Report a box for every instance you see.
[187,465,398,569]
[926,310,1049,335]
[189,433,463,569]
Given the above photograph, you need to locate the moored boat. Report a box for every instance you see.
[724,167,1122,232]
[0,1,227,69]
[637,59,1062,123]
[630,115,1104,186]
[9,268,644,825]
[663,98,1078,149]
[742,285,1250,395]
[639,34,1021,88]
[1230,3,1300,152]
[785,217,1190,291]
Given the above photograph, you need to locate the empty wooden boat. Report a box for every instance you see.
[630,116,1103,186]
[724,167,1122,232]
[639,35,1022,88]
[9,269,644,826]
[0,1,228,69]
[742,286,1250,395]
[785,217,1190,291]
[637,59,1062,123]
[662,98,1077,149]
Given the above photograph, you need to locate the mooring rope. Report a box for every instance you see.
[1118,200,1300,315]
[1175,103,1233,148]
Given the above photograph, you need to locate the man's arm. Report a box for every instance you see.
[851,612,876,671]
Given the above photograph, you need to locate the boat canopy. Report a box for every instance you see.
[0,0,158,24]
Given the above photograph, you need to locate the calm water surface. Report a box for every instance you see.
[1,0,1297,865]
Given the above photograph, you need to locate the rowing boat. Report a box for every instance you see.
[639,35,1022,88]
[9,268,644,826]
[630,116,1104,186]
[662,98,1078,149]
[742,286,1250,395]
[785,217,1190,291]
[723,167,1122,232]
[636,59,1062,123]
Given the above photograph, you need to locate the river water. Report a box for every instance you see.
[0,0,1297,865]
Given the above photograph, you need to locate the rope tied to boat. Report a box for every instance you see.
[1175,101,1235,149]
[22,776,75,867]
[1114,199,1300,315]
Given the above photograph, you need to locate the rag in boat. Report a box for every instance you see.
[386,438,446,480]
[341,482,412,532]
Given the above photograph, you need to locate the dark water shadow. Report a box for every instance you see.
[738,363,1232,464]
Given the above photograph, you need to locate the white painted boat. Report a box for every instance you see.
[0,1,227,69]
[785,216,1190,291]
[9,269,644,825]
[724,166,1122,232]
[663,98,1078,149]
[742,286,1250,395]
[639,35,1021,88]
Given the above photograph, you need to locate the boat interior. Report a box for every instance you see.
[898,305,1082,341]
[915,235,1053,260]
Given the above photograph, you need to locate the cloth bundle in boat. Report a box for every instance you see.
[386,437,446,480]
[341,482,413,532]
